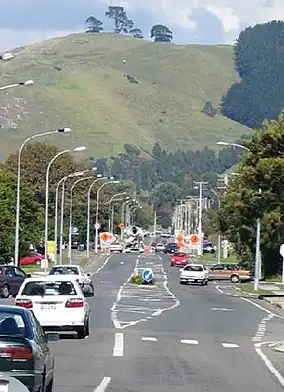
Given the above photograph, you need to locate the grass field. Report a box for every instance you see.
[0,33,250,160]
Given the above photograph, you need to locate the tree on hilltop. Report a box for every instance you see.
[85,16,103,33]
[150,24,173,42]
[105,6,133,34]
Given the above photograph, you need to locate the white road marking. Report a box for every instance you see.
[215,285,224,294]
[111,255,180,329]
[141,336,157,341]
[242,297,284,319]
[113,332,124,356]
[93,377,111,392]
[181,339,199,345]
[221,343,239,348]
[211,307,235,311]
[255,342,284,387]
[94,255,112,274]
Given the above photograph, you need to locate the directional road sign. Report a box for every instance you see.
[142,268,153,283]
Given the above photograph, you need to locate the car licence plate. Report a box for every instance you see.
[41,304,56,310]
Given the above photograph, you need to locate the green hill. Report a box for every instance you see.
[0,33,250,160]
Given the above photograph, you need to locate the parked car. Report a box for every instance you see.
[164,243,178,254]
[0,304,55,392]
[15,275,91,339]
[208,263,252,283]
[20,253,45,267]
[180,264,209,286]
[203,242,215,254]
[0,265,31,298]
[171,252,189,267]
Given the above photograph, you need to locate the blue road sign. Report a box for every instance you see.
[142,268,153,283]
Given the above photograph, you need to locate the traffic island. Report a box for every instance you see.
[130,274,155,285]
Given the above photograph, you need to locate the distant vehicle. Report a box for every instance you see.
[180,264,208,286]
[48,264,94,296]
[0,266,31,298]
[109,243,123,253]
[15,275,91,339]
[160,233,171,238]
[164,243,177,254]
[155,243,165,252]
[19,253,45,266]
[203,242,215,254]
[0,304,55,392]
[208,264,252,283]
[171,252,189,267]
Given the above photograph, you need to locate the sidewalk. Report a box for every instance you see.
[30,251,103,277]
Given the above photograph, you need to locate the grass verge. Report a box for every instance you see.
[235,283,272,296]
[199,253,237,264]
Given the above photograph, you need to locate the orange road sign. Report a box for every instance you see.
[190,234,200,244]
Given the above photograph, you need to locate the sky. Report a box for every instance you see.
[0,0,284,50]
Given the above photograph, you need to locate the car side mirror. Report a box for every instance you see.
[45,332,60,342]
[179,269,183,273]
[26,274,31,278]
[86,273,91,277]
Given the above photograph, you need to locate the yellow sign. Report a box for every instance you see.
[47,241,56,255]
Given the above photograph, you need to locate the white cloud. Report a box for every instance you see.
[101,0,284,36]
[1,0,284,49]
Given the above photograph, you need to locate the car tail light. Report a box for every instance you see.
[15,299,33,309]
[0,346,33,360]
[65,298,84,308]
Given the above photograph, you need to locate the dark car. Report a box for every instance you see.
[164,243,177,254]
[0,266,31,298]
[203,242,215,254]
[0,305,55,392]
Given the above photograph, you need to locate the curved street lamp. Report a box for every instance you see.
[0,79,34,91]
[54,170,87,264]
[43,146,86,269]
[67,173,101,263]
[14,127,72,267]
[94,180,119,253]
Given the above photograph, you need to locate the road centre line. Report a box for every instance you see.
[93,377,111,392]
[221,343,239,348]
[94,255,112,274]
[181,339,199,345]
[141,336,157,341]
[113,332,124,356]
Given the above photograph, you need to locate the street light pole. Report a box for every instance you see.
[210,189,221,264]
[0,79,34,91]
[68,174,99,263]
[94,180,119,254]
[194,181,208,256]
[43,146,86,270]
[86,177,107,257]
[14,127,71,267]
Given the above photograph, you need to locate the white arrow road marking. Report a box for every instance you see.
[93,377,111,392]
[113,332,124,356]
[221,343,239,348]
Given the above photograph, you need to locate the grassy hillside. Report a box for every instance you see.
[0,33,249,160]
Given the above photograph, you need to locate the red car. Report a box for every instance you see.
[171,252,189,267]
[19,253,45,266]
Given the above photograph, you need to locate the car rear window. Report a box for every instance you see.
[184,265,203,272]
[0,312,25,336]
[174,253,186,257]
[49,266,79,275]
[21,280,78,296]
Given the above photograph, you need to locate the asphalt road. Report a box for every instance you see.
[2,251,284,391]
